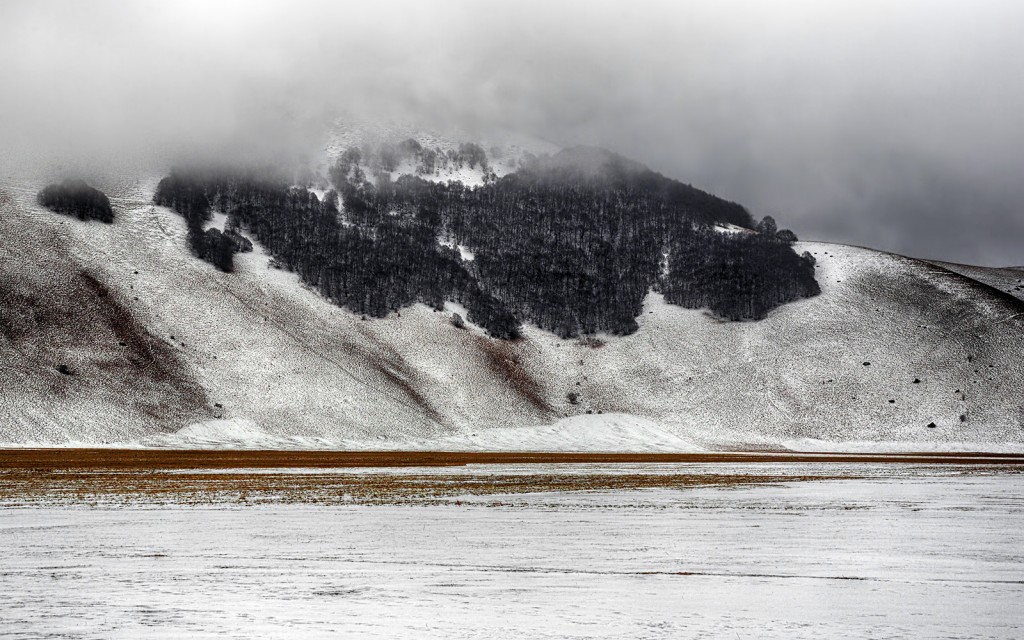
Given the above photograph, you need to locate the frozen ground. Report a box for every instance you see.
[1,465,1022,639]
[129,414,706,452]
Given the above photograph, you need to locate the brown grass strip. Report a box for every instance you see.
[0,469,848,506]
[1,449,1023,471]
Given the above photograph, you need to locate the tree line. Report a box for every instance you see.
[152,145,819,338]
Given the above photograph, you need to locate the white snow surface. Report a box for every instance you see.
[2,469,1022,638]
[930,259,1024,303]
[138,413,704,452]
[782,438,1024,453]
[456,244,474,261]
[712,222,752,234]
[437,237,475,262]
[395,413,703,452]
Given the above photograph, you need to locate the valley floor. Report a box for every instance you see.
[1,456,1022,638]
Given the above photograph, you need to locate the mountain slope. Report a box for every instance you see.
[0,186,212,442]
[1,177,1023,450]
[929,260,1024,302]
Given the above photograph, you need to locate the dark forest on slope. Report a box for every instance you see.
[153,145,819,338]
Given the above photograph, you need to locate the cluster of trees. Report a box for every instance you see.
[663,227,819,320]
[333,140,495,186]
[331,146,817,335]
[152,144,818,338]
[154,173,253,272]
[37,179,114,223]
[153,166,519,336]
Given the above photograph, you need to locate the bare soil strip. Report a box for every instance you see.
[2,449,1023,470]
[2,449,1020,506]
[0,469,852,506]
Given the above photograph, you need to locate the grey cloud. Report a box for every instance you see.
[1,0,1022,265]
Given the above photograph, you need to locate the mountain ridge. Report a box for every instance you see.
[1,134,1022,450]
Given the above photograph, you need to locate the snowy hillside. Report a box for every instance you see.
[929,260,1024,303]
[2,172,1024,451]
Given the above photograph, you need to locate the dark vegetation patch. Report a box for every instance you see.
[153,145,818,338]
[661,229,819,321]
[477,336,554,415]
[370,360,444,427]
[0,249,211,428]
[155,168,518,334]
[0,466,853,506]
[37,179,114,223]
[73,270,209,425]
[191,228,237,272]
[335,330,446,427]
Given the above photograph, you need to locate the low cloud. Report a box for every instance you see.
[2,0,1021,264]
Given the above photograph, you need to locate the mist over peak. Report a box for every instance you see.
[2,0,1022,264]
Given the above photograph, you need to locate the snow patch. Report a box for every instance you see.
[133,414,702,452]
[367,414,704,453]
[782,438,1024,454]
[205,211,228,232]
[437,238,474,261]
[713,223,751,235]
[142,419,276,449]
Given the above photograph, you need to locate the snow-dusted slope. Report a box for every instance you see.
[929,260,1024,302]
[0,184,212,442]
[2,178,1023,451]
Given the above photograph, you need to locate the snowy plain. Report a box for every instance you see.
[2,465,1022,639]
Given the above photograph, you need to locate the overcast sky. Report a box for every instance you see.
[2,0,1022,265]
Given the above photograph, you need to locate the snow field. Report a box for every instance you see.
[1,468,1021,639]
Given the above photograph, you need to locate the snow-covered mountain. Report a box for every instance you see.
[2,130,1023,452]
